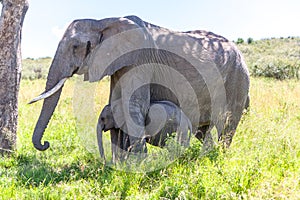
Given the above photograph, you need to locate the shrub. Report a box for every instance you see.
[252,60,300,80]
[247,37,254,44]
[236,38,244,44]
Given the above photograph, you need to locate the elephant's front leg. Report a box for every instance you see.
[121,75,151,153]
[110,128,120,164]
[110,128,131,163]
[110,67,152,155]
[117,129,131,162]
[126,103,148,154]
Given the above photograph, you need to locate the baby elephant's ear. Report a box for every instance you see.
[86,17,156,82]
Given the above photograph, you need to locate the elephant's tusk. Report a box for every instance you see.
[28,77,69,104]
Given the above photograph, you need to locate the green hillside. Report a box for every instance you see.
[238,37,300,79]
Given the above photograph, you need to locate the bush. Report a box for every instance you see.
[236,38,244,44]
[247,37,254,44]
[252,60,300,80]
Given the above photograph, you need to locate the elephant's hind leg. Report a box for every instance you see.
[216,113,240,148]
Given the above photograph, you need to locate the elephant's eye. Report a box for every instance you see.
[99,34,104,43]
[101,117,105,121]
[85,41,91,57]
[73,45,79,54]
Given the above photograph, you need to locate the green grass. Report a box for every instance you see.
[0,77,299,199]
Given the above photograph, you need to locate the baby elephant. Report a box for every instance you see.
[97,100,192,161]
[144,101,192,148]
[97,106,130,163]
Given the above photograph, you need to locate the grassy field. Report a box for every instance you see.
[0,76,299,199]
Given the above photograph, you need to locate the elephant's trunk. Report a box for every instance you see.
[97,118,105,160]
[32,88,62,151]
[32,57,65,151]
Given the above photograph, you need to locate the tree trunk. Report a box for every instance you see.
[0,0,29,155]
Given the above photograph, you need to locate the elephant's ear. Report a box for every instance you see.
[86,17,156,82]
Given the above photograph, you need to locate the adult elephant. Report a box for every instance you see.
[30,15,250,154]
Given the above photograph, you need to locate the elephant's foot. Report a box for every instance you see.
[201,132,216,155]
[127,139,147,153]
[195,125,210,142]
[220,129,236,149]
[123,138,147,161]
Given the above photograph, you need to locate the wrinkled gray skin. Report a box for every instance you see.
[98,101,192,162]
[32,15,250,156]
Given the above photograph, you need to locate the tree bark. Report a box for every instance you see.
[0,0,28,155]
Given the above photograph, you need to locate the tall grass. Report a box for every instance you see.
[0,77,299,199]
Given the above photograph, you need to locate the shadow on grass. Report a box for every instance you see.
[177,141,222,165]
[9,141,222,199]
[15,153,114,188]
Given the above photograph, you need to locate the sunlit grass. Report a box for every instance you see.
[0,77,299,199]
